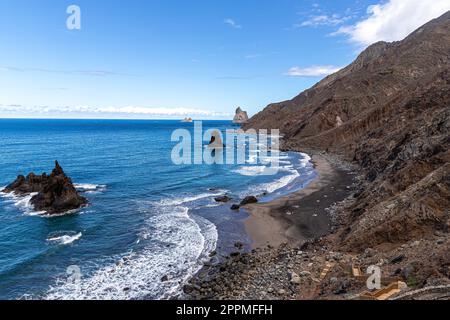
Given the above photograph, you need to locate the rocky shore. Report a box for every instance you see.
[184,237,450,300]
[183,153,356,300]
[244,155,354,248]
[183,154,449,300]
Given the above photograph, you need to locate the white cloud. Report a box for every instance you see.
[244,54,262,59]
[333,0,450,47]
[284,65,342,77]
[0,65,128,77]
[298,14,351,27]
[224,18,242,29]
[0,104,231,119]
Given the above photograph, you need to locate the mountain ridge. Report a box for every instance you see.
[244,11,450,267]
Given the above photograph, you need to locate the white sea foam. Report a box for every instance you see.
[232,165,293,177]
[233,166,270,176]
[74,184,106,194]
[0,191,46,215]
[299,153,312,167]
[203,203,221,208]
[47,232,82,245]
[14,193,37,209]
[255,169,300,194]
[42,153,312,300]
[44,201,218,300]
[156,190,227,207]
[237,152,314,196]
[0,191,84,217]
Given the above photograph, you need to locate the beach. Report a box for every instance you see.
[183,153,357,300]
[244,155,354,249]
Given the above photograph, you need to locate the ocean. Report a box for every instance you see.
[0,119,316,300]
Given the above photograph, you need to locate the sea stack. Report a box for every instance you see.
[2,161,88,215]
[233,107,249,124]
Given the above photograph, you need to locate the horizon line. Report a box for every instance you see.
[0,117,234,121]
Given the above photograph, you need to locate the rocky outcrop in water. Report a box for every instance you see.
[240,196,258,206]
[214,195,232,203]
[233,107,249,124]
[2,161,88,215]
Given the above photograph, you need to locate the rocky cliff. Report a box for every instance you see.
[244,12,450,253]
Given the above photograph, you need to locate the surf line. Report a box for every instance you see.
[171,121,281,176]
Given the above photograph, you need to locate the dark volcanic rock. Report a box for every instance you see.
[240,196,258,206]
[214,195,232,203]
[230,204,240,211]
[2,161,88,215]
[390,254,406,264]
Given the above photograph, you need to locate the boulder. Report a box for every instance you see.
[214,195,232,203]
[240,196,258,206]
[3,161,87,215]
[289,272,302,285]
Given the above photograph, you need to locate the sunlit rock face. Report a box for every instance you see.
[233,107,249,124]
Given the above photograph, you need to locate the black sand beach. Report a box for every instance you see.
[244,155,354,248]
[183,154,356,300]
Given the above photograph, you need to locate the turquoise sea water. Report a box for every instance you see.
[0,119,316,300]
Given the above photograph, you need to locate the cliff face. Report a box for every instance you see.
[244,12,450,251]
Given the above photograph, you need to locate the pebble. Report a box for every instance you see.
[330,277,338,284]
[410,241,421,247]
[290,272,302,285]
[234,242,244,250]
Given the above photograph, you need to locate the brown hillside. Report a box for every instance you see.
[244,11,450,252]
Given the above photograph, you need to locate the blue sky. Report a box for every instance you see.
[0,0,449,119]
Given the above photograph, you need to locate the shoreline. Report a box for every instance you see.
[243,154,353,249]
[182,152,357,300]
